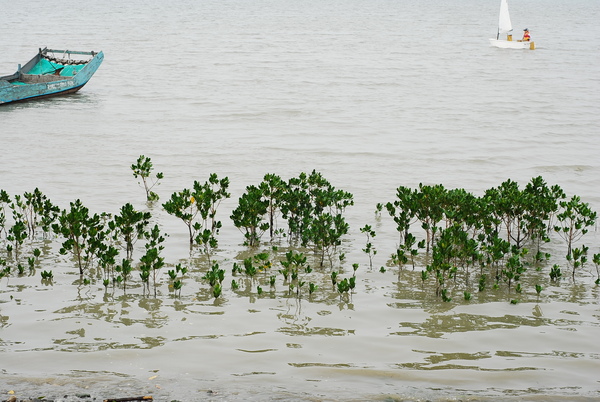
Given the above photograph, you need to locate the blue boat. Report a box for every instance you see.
[0,47,104,105]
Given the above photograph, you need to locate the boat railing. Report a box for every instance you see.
[40,48,96,65]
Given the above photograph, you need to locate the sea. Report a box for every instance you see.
[1,0,599,400]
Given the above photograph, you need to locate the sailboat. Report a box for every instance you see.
[489,0,535,50]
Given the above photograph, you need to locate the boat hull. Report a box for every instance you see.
[489,38,535,50]
[0,48,104,105]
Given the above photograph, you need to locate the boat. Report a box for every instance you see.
[489,0,535,50]
[0,47,104,105]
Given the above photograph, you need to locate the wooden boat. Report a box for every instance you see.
[0,47,104,105]
[489,0,535,50]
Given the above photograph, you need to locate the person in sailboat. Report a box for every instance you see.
[522,28,531,41]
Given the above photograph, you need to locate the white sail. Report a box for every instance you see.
[498,0,513,34]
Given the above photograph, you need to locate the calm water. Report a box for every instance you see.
[1,0,600,400]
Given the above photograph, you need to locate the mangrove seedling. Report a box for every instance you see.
[391,248,408,273]
[535,284,543,295]
[230,185,269,246]
[213,283,222,298]
[203,263,225,287]
[52,199,104,276]
[243,258,257,278]
[549,264,562,281]
[421,269,428,284]
[7,220,27,260]
[259,173,287,240]
[337,278,350,296]
[478,274,487,292]
[331,271,338,286]
[441,289,452,302]
[131,155,163,202]
[139,224,166,294]
[173,279,183,296]
[593,253,600,284]
[554,195,597,258]
[40,270,53,280]
[360,224,377,269]
[115,259,133,290]
[110,203,151,260]
[566,245,588,280]
[163,187,198,245]
[192,174,230,260]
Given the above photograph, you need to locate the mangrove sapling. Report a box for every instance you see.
[173,279,183,296]
[553,195,597,258]
[478,274,487,292]
[213,283,222,298]
[360,224,377,270]
[385,186,419,246]
[131,155,163,202]
[502,253,525,291]
[391,249,408,274]
[400,233,424,270]
[7,220,27,260]
[52,199,104,276]
[27,256,35,272]
[304,212,349,267]
[259,173,287,240]
[230,185,269,246]
[593,253,600,284]
[98,242,120,286]
[566,245,588,281]
[115,259,133,290]
[163,187,198,245]
[139,224,166,295]
[491,179,531,249]
[330,271,338,287]
[168,269,178,280]
[337,278,351,299]
[279,250,310,298]
[192,174,230,261]
[0,189,10,238]
[18,188,59,238]
[549,264,562,281]
[414,183,446,253]
[441,288,452,302]
[421,269,428,285]
[110,203,151,260]
[535,284,543,295]
[523,177,563,254]
[203,263,225,287]
[280,173,311,242]
[40,270,53,280]
[243,258,257,278]
[515,283,522,293]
